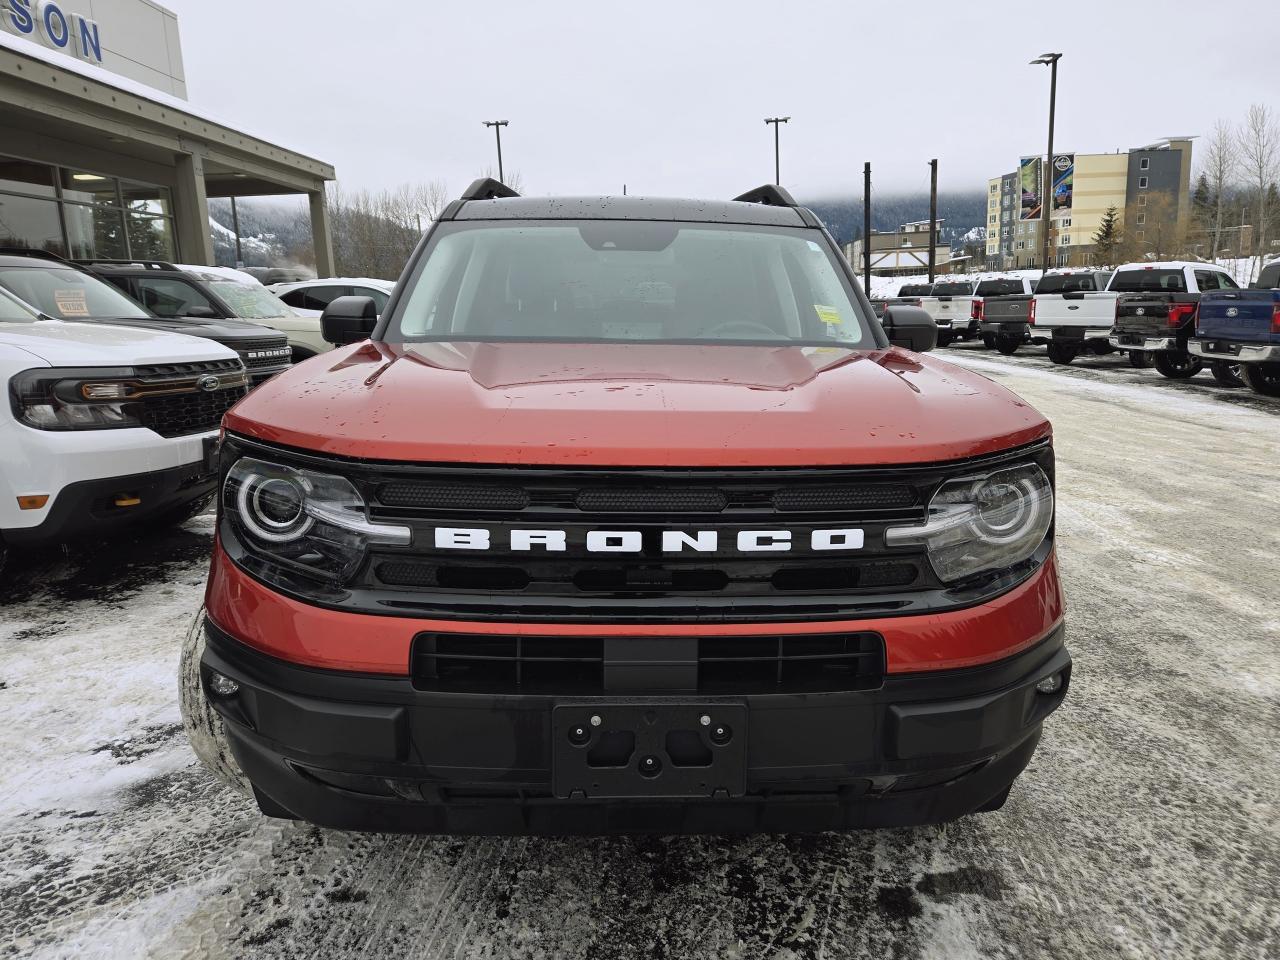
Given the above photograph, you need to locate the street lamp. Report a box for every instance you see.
[1030,53,1062,274]
[764,117,790,185]
[482,120,509,183]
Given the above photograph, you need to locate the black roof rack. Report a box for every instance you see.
[459,178,521,201]
[0,246,74,264]
[74,258,180,271]
[732,184,799,207]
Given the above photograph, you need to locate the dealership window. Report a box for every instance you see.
[0,153,177,261]
[1140,157,1150,170]
[1137,214,1146,225]
[1139,176,1148,189]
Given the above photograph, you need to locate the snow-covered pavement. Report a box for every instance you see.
[2,345,1278,960]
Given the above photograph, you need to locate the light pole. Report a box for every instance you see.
[764,117,790,185]
[1030,53,1062,274]
[483,120,509,183]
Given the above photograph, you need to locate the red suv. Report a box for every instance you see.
[181,181,1070,835]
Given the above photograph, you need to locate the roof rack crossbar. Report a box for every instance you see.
[460,178,521,201]
[73,258,179,271]
[732,184,799,207]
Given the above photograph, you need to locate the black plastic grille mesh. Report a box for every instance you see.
[379,483,531,511]
[133,358,244,379]
[574,487,728,513]
[140,386,246,437]
[773,484,916,512]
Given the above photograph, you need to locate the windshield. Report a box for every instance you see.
[1110,269,1187,294]
[975,279,1024,296]
[1035,273,1100,294]
[0,287,40,323]
[207,280,293,319]
[898,284,933,297]
[931,282,974,296]
[0,266,151,320]
[389,221,875,348]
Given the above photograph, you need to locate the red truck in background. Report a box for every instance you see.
[181,181,1070,836]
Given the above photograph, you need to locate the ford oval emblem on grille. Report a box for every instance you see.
[1226,307,1239,317]
[1136,307,1145,316]
[198,375,221,392]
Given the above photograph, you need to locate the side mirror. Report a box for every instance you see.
[321,296,378,345]
[881,305,937,352]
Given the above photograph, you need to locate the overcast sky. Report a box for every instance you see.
[170,0,1277,201]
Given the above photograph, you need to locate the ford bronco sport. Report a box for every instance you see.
[182,181,1070,835]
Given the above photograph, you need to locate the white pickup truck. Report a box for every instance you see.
[0,286,248,574]
[917,279,975,347]
[1023,270,1130,365]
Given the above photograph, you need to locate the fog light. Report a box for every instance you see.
[1035,673,1063,694]
[208,672,240,697]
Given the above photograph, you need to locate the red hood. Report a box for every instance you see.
[224,341,1050,467]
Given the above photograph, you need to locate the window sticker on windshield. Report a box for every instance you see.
[54,289,90,317]
[814,305,842,325]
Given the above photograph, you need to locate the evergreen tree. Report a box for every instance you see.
[1093,206,1122,265]
[1192,173,1212,219]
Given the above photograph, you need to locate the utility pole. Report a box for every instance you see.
[483,120,509,183]
[230,195,243,268]
[764,117,790,185]
[863,162,872,293]
[927,158,938,283]
[1031,53,1062,273]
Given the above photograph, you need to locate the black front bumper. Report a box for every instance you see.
[4,452,218,547]
[202,621,1070,835]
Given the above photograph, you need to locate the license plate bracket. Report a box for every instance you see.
[552,702,747,800]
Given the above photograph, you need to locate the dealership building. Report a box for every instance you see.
[0,0,335,272]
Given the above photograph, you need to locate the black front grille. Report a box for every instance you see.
[575,488,728,513]
[774,485,916,512]
[381,482,530,511]
[133,358,244,379]
[410,632,885,694]
[140,385,247,437]
[234,337,292,369]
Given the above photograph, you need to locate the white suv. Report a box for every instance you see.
[0,288,247,573]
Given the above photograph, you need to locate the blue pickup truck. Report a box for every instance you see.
[1190,259,1280,397]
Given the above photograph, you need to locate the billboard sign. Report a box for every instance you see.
[1052,154,1074,213]
[1019,157,1042,221]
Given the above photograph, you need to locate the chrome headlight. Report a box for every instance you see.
[224,457,409,584]
[886,463,1053,584]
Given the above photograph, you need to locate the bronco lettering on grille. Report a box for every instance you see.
[432,528,866,553]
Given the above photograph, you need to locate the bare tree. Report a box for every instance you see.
[326,180,451,278]
[1200,120,1238,259]
[1238,104,1280,279]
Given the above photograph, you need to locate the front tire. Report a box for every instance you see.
[179,605,251,796]
[1127,350,1153,368]
[1046,341,1079,365]
[1209,360,1245,388]
[1242,362,1280,397]
[1153,351,1203,379]
[995,335,1021,355]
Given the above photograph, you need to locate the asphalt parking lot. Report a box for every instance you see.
[2,344,1278,960]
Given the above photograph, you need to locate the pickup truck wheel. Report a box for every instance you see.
[1209,360,1245,388]
[981,334,996,349]
[936,332,953,348]
[179,605,251,797]
[995,335,1021,355]
[1126,350,1153,368]
[1046,342,1078,365]
[1153,351,1203,379]
[1242,362,1280,397]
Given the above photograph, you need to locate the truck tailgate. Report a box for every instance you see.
[1035,292,1117,329]
[1113,294,1182,336]
[982,296,1032,323]
[1196,290,1280,343]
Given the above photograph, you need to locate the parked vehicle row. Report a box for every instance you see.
[0,248,395,569]
[891,260,1280,397]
